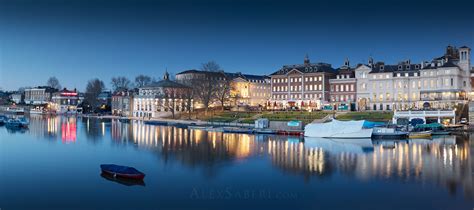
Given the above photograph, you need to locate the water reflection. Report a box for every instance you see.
[20,116,474,199]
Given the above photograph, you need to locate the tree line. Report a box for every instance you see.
[39,61,237,114]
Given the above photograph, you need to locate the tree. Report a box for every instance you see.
[201,61,221,72]
[85,78,105,112]
[46,77,61,90]
[134,75,152,88]
[215,78,232,111]
[110,76,131,91]
[155,87,190,119]
[193,61,224,114]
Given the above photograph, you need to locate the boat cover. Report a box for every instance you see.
[304,119,366,138]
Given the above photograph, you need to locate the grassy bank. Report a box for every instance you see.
[201,112,256,123]
[336,111,393,122]
[261,111,329,124]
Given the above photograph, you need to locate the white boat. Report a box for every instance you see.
[304,119,373,138]
[29,109,44,114]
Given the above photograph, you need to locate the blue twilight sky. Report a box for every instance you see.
[1,0,473,91]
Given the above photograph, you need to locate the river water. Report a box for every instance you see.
[1,115,473,209]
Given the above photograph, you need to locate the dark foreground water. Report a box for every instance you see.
[1,115,473,210]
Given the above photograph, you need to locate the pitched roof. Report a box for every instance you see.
[270,62,336,76]
[144,79,191,89]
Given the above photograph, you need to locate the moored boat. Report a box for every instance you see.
[408,131,432,139]
[222,127,254,134]
[100,164,145,180]
[413,123,450,135]
[254,129,277,134]
[304,119,373,138]
[6,119,21,128]
[18,117,29,128]
[118,117,131,123]
[0,115,7,125]
[372,127,408,139]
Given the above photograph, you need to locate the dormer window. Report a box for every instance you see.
[406,65,410,70]
[380,65,384,71]
[415,65,419,69]
[398,65,402,70]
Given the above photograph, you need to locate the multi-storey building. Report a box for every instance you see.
[112,90,135,117]
[269,55,336,110]
[329,59,357,111]
[225,72,271,107]
[355,46,471,111]
[133,72,192,118]
[24,86,57,105]
[50,88,84,114]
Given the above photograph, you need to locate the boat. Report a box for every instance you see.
[100,164,145,180]
[408,131,432,139]
[18,117,29,128]
[222,127,254,134]
[205,126,224,132]
[144,120,168,126]
[371,127,408,139]
[0,115,7,125]
[254,129,277,134]
[100,172,145,186]
[413,123,450,135]
[29,109,44,114]
[188,125,211,130]
[304,119,373,138]
[118,117,131,123]
[6,119,21,128]
[6,107,25,115]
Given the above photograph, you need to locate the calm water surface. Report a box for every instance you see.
[1,115,473,210]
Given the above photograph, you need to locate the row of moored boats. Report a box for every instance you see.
[0,115,29,128]
[304,119,451,139]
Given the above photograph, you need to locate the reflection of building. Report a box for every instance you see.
[50,88,84,114]
[133,72,192,118]
[61,117,77,143]
[24,86,57,105]
[112,90,135,116]
[269,55,336,110]
[329,59,357,111]
[356,46,471,111]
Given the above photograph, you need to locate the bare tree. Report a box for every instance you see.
[110,76,131,91]
[201,61,221,72]
[46,77,61,90]
[85,78,105,111]
[215,78,232,111]
[134,75,152,88]
[156,87,190,119]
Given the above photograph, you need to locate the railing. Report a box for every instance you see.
[394,110,455,117]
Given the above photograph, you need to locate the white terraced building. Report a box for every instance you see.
[355,45,471,111]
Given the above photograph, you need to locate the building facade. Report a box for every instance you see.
[355,46,471,111]
[329,59,357,111]
[269,55,336,110]
[24,86,57,105]
[112,90,135,117]
[133,72,192,118]
[50,88,84,114]
[226,72,271,107]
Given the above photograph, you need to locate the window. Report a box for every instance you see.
[450,78,454,86]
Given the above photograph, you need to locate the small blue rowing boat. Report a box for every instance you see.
[100,164,145,180]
